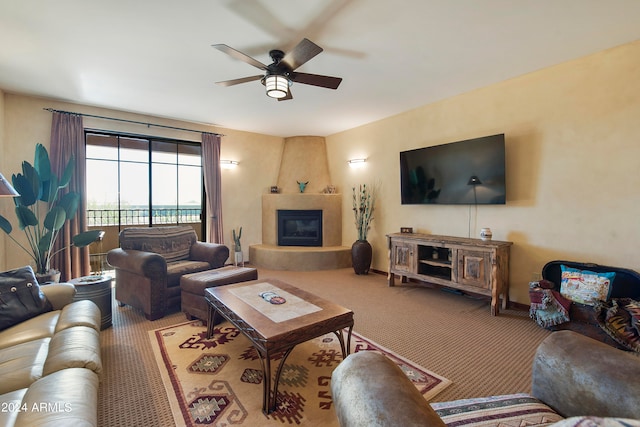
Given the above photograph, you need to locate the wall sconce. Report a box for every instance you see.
[220,160,239,169]
[0,172,19,197]
[348,158,367,168]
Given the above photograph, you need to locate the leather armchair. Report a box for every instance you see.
[331,331,640,426]
[107,226,229,320]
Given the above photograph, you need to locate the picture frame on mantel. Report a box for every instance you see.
[400,227,413,234]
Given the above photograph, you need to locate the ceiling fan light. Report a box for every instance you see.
[265,75,289,99]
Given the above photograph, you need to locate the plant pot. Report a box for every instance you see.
[351,240,372,275]
[234,251,244,267]
[36,270,61,284]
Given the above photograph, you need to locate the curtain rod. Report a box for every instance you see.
[43,108,224,137]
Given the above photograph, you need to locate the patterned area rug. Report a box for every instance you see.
[149,320,451,426]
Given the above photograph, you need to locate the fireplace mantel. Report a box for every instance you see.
[251,137,349,270]
[261,194,342,247]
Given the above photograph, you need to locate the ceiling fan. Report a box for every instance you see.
[212,38,342,101]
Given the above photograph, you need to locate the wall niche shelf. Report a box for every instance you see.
[387,233,512,316]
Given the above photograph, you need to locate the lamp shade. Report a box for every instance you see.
[467,175,482,185]
[265,75,289,99]
[0,172,19,197]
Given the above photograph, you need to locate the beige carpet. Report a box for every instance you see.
[98,267,551,426]
[149,320,450,426]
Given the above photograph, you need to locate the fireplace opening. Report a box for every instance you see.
[277,209,323,247]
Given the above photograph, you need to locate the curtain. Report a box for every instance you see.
[49,112,90,281]
[202,133,224,243]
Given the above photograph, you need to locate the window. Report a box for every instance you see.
[85,132,204,233]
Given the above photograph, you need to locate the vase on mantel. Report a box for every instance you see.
[351,240,372,275]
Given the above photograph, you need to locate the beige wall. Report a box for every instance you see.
[0,94,283,269]
[326,40,640,305]
[3,40,639,306]
[276,136,332,194]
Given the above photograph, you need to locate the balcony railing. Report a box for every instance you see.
[87,208,201,227]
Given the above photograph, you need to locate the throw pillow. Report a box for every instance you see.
[560,265,615,306]
[595,298,640,353]
[529,288,571,328]
[431,394,563,427]
[0,265,53,331]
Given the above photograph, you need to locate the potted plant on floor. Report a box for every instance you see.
[233,226,244,267]
[0,143,103,282]
[351,184,377,274]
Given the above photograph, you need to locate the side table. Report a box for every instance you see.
[69,275,113,330]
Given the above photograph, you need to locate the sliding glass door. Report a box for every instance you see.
[85,132,204,236]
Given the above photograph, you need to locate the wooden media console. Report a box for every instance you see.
[387,233,512,315]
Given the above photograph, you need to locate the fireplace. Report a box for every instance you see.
[277,210,323,247]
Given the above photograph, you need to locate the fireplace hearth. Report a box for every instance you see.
[278,209,323,247]
[250,193,350,270]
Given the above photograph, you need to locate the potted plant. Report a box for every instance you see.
[351,184,377,274]
[0,143,103,281]
[232,226,243,267]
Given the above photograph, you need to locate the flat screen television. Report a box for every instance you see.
[400,134,506,205]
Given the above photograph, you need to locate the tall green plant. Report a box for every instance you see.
[0,143,102,274]
[352,184,377,241]
[232,226,242,251]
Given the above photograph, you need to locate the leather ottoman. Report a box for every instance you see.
[180,266,258,321]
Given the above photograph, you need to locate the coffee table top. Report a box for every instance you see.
[205,278,353,345]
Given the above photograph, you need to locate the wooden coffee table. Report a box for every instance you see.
[204,278,354,414]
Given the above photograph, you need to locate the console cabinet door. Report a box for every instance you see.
[391,241,417,273]
[456,249,490,289]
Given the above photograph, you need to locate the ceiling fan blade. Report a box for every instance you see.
[215,75,263,87]
[282,39,323,70]
[296,0,353,42]
[291,72,342,89]
[278,89,293,101]
[212,44,268,70]
[227,0,363,59]
[227,0,291,41]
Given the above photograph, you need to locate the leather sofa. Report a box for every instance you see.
[331,331,640,427]
[0,269,102,426]
[107,225,229,320]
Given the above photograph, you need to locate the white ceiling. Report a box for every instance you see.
[1,0,640,138]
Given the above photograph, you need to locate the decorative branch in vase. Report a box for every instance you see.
[351,184,377,274]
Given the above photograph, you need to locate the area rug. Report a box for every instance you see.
[149,320,451,426]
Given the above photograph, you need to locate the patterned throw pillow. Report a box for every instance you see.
[431,393,563,427]
[595,298,640,353]
[560,265,615,306]
[119,226,196,262]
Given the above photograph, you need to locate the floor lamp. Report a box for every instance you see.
[0,172,19,268]
[467,175,482,238]
[0,172,19,198]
